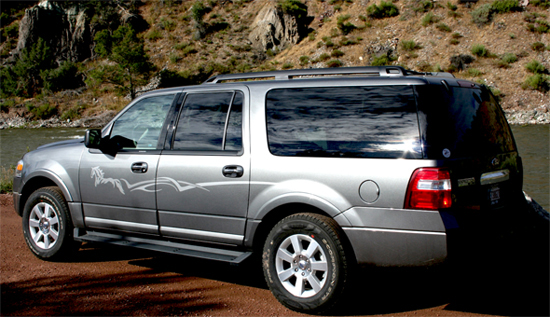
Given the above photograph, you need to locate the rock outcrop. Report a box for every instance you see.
[248,5,302,52]
[15,1,92,64]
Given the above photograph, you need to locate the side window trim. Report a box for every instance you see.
[221,92,237,150]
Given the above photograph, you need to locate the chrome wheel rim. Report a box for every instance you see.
[28,202,60,250]
[275,234,328,298]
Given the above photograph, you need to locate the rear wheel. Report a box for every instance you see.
[262,213,350,314]
[22,187,79,260]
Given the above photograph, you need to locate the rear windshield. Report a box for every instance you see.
[266,86,421,159]
[416,84,516,159]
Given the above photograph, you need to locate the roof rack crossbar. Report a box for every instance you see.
[203,66,408,84]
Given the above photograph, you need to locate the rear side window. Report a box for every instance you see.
[266,86,421,159]
[416,85,516,159]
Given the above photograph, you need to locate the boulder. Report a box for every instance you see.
[248,5,302,52]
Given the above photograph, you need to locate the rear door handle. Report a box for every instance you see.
[222,165,244,178]
[131,162,148,173]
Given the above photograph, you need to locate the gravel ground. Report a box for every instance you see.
[1,194,548,316]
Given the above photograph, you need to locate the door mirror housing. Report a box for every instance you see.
[85,129,102,149]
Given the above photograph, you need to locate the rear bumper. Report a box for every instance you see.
[343,227,447,266]
[338,206,448,266]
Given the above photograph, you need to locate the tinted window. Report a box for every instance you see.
[110,94,174,150]
[416,85,516,159]
[173,91,243,151]
[266,86,421,158]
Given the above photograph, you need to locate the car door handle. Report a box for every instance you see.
[222,165,244,178]
[131,162,148,173]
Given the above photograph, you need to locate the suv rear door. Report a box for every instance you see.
[156,87,249,245]
[415,82,522,225]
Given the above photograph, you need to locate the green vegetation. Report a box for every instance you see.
[326,59,343,67]
[436,23,451,32]
[421,12,440,26]
[531,42,547,51]
[527,20,549,33]
[491,0,521,13]
[371,54,394,66]
[282,62,294,69]
[1,166,15,194]
[299,55,310,66]
[400,40,422,51]
[26,103,57,120]
[90,25,155,99]
[525,60,547,74]
[523,60,549,92]
[337,14,357,35]
[331,49,345,57]
[367,1,399,19]
[471,4,494,26]
[497,53,518,67]
[471,44,489,57]
[278,0,308,21]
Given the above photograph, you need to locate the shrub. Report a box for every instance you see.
[531,42,547,52]
[527,20,549,33]
[337,15,357,34]
[450,54,475,70]
[371,54,393,66]
[414,0,433,12]
[26,103,57,119]
[525,60,547,74]
[471,44,488,57]
[282,62,294,69]
[319,53,330,61]
[326,59,343,67]
[436,23,451,32]
[299,55,310,65]
[446,2,458,10]
[331,49,345,57]
[468,68,483,77]
[367,1,399,19]
[449,38,460,45]
[531,0,550,8]
[497,53,518,67]
[522,74,549,91]
[471,4,494,26]
[41,61,83,92]
[278,0,308,21]
[491,0,521,13]
[1,166,14,194]
[339,37,359,46]
[400,40,421,51]
[159,18,176,31]
[60,108,80,121]
[144,29,162,40]
[421,12,440,26]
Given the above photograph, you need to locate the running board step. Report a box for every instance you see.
[74,230,252,264]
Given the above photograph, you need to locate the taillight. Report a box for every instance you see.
[405,168,452,210]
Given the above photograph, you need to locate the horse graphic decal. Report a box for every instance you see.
[91,166,126,194]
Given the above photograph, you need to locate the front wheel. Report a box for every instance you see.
[22,187,79,260]
[262,213,351,314]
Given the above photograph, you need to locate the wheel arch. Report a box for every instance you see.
[18,172,72,216]
[249,202,356,266]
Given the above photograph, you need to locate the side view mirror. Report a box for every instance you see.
[85,129,102,149]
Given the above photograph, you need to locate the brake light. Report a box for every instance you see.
[405,168,452,210]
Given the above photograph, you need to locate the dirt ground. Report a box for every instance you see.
[1,193,548,316]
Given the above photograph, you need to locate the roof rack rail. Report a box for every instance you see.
[203,66,410,84]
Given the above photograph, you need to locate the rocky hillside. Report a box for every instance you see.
[1,0,549,128]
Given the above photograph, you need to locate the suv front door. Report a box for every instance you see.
[79,93,177,235]
[156,89,250,245]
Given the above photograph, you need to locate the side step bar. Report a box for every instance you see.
[74,230,253,264]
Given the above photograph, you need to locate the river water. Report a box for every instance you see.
[1,126,548,210]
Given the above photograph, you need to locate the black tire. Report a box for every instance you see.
[262,213,350,314]
[22,187,79,260]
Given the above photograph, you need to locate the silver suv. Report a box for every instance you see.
[13,66,524,313]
